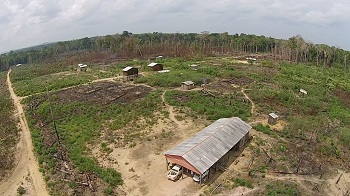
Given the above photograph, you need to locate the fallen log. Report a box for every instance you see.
[336,173,343,184]
[261,147,273,163]
[210,184,222,195]
[86,173,96,192]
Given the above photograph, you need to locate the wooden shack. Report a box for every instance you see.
[268,113,278,125]
[122,66,138,81]
[181,81,195,90]
[147,63,163,71]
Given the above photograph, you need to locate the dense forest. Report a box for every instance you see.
[1,31,349,71]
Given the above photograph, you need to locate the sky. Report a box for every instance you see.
[1,0,350,53]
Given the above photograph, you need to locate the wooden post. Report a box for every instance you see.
[165,159,169,170]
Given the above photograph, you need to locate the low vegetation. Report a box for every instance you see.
[165,90,251,121]
[23,82,162,194]
[264,182,300,196]
[5,55,350,195]
[231,178,254,189]
[0,72,19,181]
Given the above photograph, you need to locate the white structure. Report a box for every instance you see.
[299,89,307,97]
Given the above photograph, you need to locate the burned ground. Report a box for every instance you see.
[54,81,153,105]
[334,88,350,108]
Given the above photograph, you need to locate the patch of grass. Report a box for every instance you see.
[231,178,254,189]
[12,72,92,97]
[254,124,276,137]
[165,90,251,121]
[0,72,19,181]
[17,186,26,195]
[265,182,300,196]
[103,187,114,195]
[10,63,70,82]
[135,69,211,87]
[25,89,163,189]
[340,128,350,148]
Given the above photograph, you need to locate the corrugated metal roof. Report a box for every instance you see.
[300,89,307,94]
[269,113,278,119]
[164,117,251,174]
[147,62,160,67]
[182,81,194,85]
[122,66,133,71]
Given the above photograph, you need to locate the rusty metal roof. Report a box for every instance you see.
[164,117,251,174]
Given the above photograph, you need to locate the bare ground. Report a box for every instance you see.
[0,70,48,196]
[5,67,349,196]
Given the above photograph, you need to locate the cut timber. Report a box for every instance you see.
[261,147,273,163]
[57,169,72,175]
[86,173,96,192]
[336,173,343,184]
[103,93,126,105]
[210,184,222,195]
[295,157,303,174]
[248,156,255,170]
[85,88,102,94]
[201,88,216,98]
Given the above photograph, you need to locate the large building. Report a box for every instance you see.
[164,117,251,183]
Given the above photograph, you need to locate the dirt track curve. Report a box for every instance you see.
[0,70,48,196]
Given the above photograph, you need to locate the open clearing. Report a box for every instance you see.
[3,56,350,195]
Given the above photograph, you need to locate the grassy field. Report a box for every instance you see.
[9,57,350,195]
[0,72,19,181]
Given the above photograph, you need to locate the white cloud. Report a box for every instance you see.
[0,0,350,53]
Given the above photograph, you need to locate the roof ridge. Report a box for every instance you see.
[180,118,236,157]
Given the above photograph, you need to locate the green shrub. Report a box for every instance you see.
[265,182,300,196]
[165,90,251,120]
[17,186,26,195]
[231,178,254,189]
[104,187,114,195]
[340,128,350,148]
[254,124,276,137]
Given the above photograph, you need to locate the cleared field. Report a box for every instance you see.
[9,57,350,195]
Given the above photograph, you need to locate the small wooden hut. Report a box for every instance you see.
[181,81,195,90]
[122,66,138,81]
[147,63,163,71]
[268,113,278,125]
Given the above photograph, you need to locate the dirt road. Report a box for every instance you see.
[0,70,49,196]
[161,90,183,128]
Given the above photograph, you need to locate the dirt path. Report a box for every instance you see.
[241,88,255,115]
[161,90,183,129]
[0,70,49,196]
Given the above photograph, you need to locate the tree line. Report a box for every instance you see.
[1,31,349,71]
